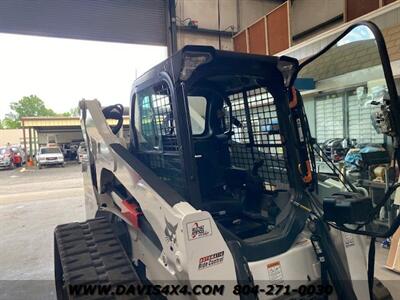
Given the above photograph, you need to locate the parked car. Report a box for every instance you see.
[77,142,87,164]
[0,147,16,169]
[36,147,65,169]
[61,143,79,161]
[10,145,25,167]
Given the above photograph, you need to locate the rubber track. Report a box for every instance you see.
[54,218,147,300]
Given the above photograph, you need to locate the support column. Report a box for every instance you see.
[28,127,32,158]
[33,130,37,157]
[22,120,27,159]
[167,0,177,55]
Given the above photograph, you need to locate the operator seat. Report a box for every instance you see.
[194,136,274,239]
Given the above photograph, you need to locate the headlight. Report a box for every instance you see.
[180,51,212,81]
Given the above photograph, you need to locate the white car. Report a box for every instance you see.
[37,147,65,169]
[0,147,14,169]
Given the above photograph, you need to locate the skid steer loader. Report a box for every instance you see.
[54,21,400,299]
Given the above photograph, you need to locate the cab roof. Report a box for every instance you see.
[133,45,284,90]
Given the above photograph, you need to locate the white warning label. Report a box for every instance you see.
[267,261,284,283]
[344,232,355,248]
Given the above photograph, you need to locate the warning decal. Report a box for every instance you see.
[344,232,355,248]
[267,261,284,283]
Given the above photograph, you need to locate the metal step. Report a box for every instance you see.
[54,218,148,300]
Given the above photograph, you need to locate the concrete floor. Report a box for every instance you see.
[0,163,85,299]
[0,163,399,299]
[374,244,400,298]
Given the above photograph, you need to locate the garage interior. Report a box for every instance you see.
[20,117,130,159]
[1,1,400,300]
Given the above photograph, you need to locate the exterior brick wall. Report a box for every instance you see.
[0,129,23,146]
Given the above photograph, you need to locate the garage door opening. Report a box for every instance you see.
[0,32,167,294]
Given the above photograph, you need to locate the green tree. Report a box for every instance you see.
[62,106,80,117]
[10,95,56,118]
[2,114,20,129]
[69,106,80,117]
[2,95,56,128]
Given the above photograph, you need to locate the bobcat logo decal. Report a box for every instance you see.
[164,217,178,245]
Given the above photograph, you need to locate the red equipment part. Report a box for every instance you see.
[121,200,143,229]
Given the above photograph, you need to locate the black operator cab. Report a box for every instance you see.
[130,45,310,261]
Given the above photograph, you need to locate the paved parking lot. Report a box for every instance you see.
[0,163,85,299]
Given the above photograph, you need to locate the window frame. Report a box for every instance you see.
[131,74,203,206]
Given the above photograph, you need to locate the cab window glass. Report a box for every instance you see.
[188,96,207,135]
[136,86,170,151]
[135,82,188,199]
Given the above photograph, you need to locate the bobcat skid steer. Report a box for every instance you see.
[54,21,400,300]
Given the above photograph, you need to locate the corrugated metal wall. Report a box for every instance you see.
[311,88,385,144]
[315,93,344,142]
[0,0,167,46]
[347,89,383,143]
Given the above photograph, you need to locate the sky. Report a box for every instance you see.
[0,33,167,118]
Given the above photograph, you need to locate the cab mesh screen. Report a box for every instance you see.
[228,87,288,190]
[137,82,187,198]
